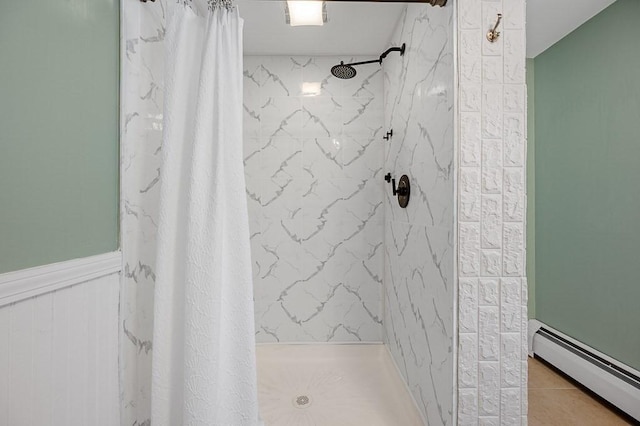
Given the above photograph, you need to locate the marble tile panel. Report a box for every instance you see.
[244,56,384,344]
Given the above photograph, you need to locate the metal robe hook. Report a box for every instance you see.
[487,14,503,43]
[383,129,393,141]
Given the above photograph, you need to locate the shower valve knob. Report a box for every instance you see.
[390,179,409,197]
[384,174,410,208]
[384,173,409,208]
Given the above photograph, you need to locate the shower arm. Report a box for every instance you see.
[343,58,384,67]
[341,44,406,67]
[380,44,405,61]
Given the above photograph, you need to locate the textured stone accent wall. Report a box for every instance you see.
[457,0,528,424]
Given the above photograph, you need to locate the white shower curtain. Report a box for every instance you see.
[151,1,261,425]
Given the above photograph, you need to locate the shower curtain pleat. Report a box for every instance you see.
[151,3,261,425]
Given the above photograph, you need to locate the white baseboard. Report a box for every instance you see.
[529,320,640,422]
[0,251,122,307]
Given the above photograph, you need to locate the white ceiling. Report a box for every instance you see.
[240,0,618,58]
[239,1,405,56]
[526,0,617,58]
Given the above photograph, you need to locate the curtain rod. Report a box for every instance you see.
[139,0,446,5]
[324,0,446,4]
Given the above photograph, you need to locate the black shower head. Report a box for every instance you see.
[331,62,357,80]
[330,44,406,80]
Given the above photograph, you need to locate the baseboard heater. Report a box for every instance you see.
[531,321,640,422]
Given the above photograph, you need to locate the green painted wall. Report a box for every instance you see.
[534,0,640,370]
[526,58,535,319]
[0,0,119,273]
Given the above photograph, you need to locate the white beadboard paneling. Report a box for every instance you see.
[0,272,120,426]
[96,280,109,426]
[86,282,98,425]
[68,283,89,426]
[107,272,120,425]
[52,288,70,426]
[8,297,33,426]
[456,0,527,424]
[33,293,54,426]
[0,307,7,426]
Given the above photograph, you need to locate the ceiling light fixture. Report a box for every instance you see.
[285,1,327,27]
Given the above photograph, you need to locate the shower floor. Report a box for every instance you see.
[256,344,424,426]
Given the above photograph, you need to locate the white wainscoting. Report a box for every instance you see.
[0,253,121,426]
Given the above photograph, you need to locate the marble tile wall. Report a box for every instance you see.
[243,56,385,343]
[382,4,456,425]
[457,0,528,424]
[120,1,166,425]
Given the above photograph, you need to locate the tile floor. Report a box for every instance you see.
[256,344,424,426]
[528,356,635,426]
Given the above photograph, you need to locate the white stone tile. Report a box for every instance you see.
[504,85,525,113]
[459,389,479,425]
[503,168,524,221]
[503,1,525,30]
[479,306,500,361]
[461,84,483,112]
[503,223,524,276]
[479,279,500,306]
[460,223,481,277]
[459,0,482,29]
[504,113,525,167]
[483,56,504,84]
[481,195,503,249]
[481,249,502,277]
[461,113,482,167]
[460,279,479,333]
[460,167,481,221]
[479,362,501,416]
[460,334,479,388]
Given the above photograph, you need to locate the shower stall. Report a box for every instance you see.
[242,3,454,424]
[119,0,528,424]
[123,1,454,423]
